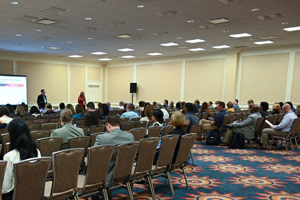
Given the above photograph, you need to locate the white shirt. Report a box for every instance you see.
[0,117,13,124]
[140,117,149,122]
[2,149,41,194]
[161,109,170,119]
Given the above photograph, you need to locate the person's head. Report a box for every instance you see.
[260,102,269,111]
[184,102,194,113]
[144,102,150,109]
[209,101,213,106]
[86,102,95,111]
[97,102,103,109]
[6,104,14,113]
[123,103,128,110]
[127,103,135,111]
[247,99,254,106]
[80,91,85,97]
[66,104,75,115]
[296,105,300,114]
[75,104,84,114]
[155,103,162,109]
[285,101,294,109]
[169,101,174,107]
[171,111,185,128]
[217,102,225,111]
[272,104,281,113]
[144,105,154,120]
[176,102,181,110]
[106,102,111,107]
[0,106,10,117]
[163,100,168,106]
[119,101,124,106]
[46,103,52,110]
[84,112,99,126]
[282,103,291,113]
[138,101,145,107]
[227,101,233,109]
[181,101,186,109]
[194,99,200,105]
[29,106,40,114]
[152,109,164,123]
[59,103,65,110]
[279,102,284,109]
[153,101,157,107]
[8,119,37,160]
[105,114,120,132]
[233,99,238,104]
[41,89,45,95]
[249,104,259,113]
[200,102,209,111]
[16,105,26,115]
[101,104,109,115]
[60,109,73,124]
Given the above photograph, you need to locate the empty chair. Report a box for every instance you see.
[13,157,51,200]
[89,125,106,134]
[41,123,58,131]
[122,122,136,131]
[148,126,162,138]
[0,160,7,197]
[68,136,90,154]
[90,132,106,147]
[98,120,105,125]
[1,133,10,155]
[136,121,147,128]
[44,148,85,200]
[131,128,146,141]
[50,118,60,123]
[27,124,41,131]
[77,145,115,200]
[163,125,174,136]
[31,130,50,141]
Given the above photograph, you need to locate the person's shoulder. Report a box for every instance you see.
[4,149,19,161]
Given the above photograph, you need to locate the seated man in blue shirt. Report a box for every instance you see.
[183,103,199,133]
[194,99,201,110]
[233,99,239,111]
[198,101,226,140]
[120,103,139,121]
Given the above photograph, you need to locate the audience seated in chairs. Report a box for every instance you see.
[99,104,109,119]
[183,103,200,133]
[120,103,139,121]
[140,102,150,118]
[226,101,235,113]
[66,104,75,115]
[84,112,99,127]
[29,106,41,117]
[44,103,55,115]
[5,104,14,115]
[155,103,169,119]
[194,99,201,110]
[87,102,103,120]
[0,107,13,128]
[146,109,167,137]
[73,104,85,121]
[200,102,211,114]
[272,103,281,115]
[259,102,269,117]
[15,104,27,117]
[140,105,154,122]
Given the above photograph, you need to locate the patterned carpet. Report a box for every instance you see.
[82,141,300,200]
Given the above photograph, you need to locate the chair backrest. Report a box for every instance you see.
[41,123,58,131]
[155,135,179,170]
[31,130,50,141]
[0,144,2,158]
[51,148,84,199]
[37,137,63,156]
[195,113,201,119]
[261,115,272,130]
[148,126,162,138]
[90,132,106,147]
[277,114,284,124]
[76,121,85,127]
[98,120,105,125]
[228,113,236,124]
[163,125,174,136]
[109,110,116,115]
[136,121,147,128]
[164,118,171,124]
[13,157,51,200]
[210,112,217,119]
[147,120,154,128]
[1,133,10,155]
[201,112,209,120]
[189,124,201,134]
[27,124,41,131]
[131,128,146,141]
[89,125,106,134]
[235,113,243,121]
[116,110,124,116]
[119,118,129,123]
[122,121,136,131]
[0,160,7,196]
[33,119,49,124]
[254,117,265,133]
[111,142,139,184]
[0,127,8,135]
[271,114,279,125]
[173,133,196,168]
[132,138,159,178]
[51,118,60,123]
[78,126,88,136]
[83,145,115,192]
[288,118,300,138]
[131,117,141,122]
[68,136,90,153]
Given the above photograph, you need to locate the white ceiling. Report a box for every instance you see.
[0,0,300,62]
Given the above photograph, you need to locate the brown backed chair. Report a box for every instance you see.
[122,122,136,131]
[109,110,116,115]
[31,130,50,141]
[164,118,171,124]
[201,112,209,120]
[130,128,146,141]
[136,121,147,128]
[0,144,2,157]
[163,125,174,136]
[131,117,141,122]
[147,120,154,128]
[50,118,60,123]
[90,132,106,147]
[68,136,90,154]
[1,133,10,155]
[33,119,50,124]
[98,120,105,125]
[276,114,284,124]
[44,148,85,200]
[77,145,115,200]
[0,160,7,197]
[195,113,201,120]
[37,137,63,156]
[210,112,217,119]
[253,117,265,145]
[13,157,51,200]
[120,118,129,123]
[0,127,8,135]
[27,124,41,131]
[41,123,58,131]
[148,126,162,138]
[116,110,124,116]
[78,126,88,136]
[89,125,106,134]
[76,121,84,127]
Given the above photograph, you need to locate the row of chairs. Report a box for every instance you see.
[0,133,196,200]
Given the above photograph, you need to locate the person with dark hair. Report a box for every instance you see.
[259,101,269,117]
[56,102,65,114]
[163,99,169,107]
[138,101,145,112]
[147,109,166,136]
[45,103,55,114]
[87,102,103,119]
[94,114,134,185]
[155,103,170,119]
[194,99,201,109]
[200,102,211,114]
[2,119,41,198]
[279,102,284,109]
[84,112,99,127]
[78,91,86,110]
[183,103,199,133]
[73,104,85,120]
[233,99,239,111]
[120,103,139,121]
[221,104,261,146]
[50,109,84,149]
[100,104,109,119]
[29,106,41,117]
[5,104,14,114]
[141,102,150,117]
[285,101,296,112]
[37,89,47,109]
[66,104,75,115]
[208,101,214,109]
[227,101,234,113]
[175,102,181,111]
[198,102,226,140]
[0,107,12,124]
[169,101,174,109]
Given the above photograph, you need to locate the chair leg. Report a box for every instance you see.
[102,188,109,200]
[290,138,294,151]
[166,171,175,196]
[182,168,189,190]
[108,188,112,200]
[189,151,195,165]
[285,140,289,152]
[147,176,156,200]
[126,182,134,200]
[295,137,299,149]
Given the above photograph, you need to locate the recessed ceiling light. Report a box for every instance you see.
[116,34,132,39]
[254,40,274,45]
[138,28,143,31]
[68,55,83,58]
[187,20,194,23]
[283,26,300,32]
[91,52,107,55]
[147,52,163,56]
[189,48,205,51]
[281,22,289,25]
[67,41,72,43]
[48,47,61,50]
[185,39,205,43]
[208,18,231,24]
[80,51,84,52]
[87,38,93,40]
[177,37,182,39]
[251,8,259,11]
[16,34,21,36]
[118,48,134,52]
[137,5,144,8]
[11,1,19,4]
[121,55,135,58]
[212,45,231,49]
[229,33,252,38]
[85,17,92,20]
[36,29,41,32]
[99,58,111,61]
[160,42,179,47]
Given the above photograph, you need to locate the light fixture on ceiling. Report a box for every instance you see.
[154,10,178,18]
[11,1,19,4]
[251,8,259,11]
[99,58,112,61]
[147,52,163,56]
[212,45,230,49]
[187,20,194,23]
[254,41,274,45]
[68,55,83,58]
[229,33,252,38]
[283,26,300,32]
[259,35,278,40]
[138,28,144,31]
[87,38,93,40]
[36,18,56,25]
[177,37,182,39]
[189,48,205,51]
[67,41,72,43]
[137,5,144,8]
[16,34,21,36]
[257,13,284,21]
[47,47,61,50]
[85,17,92,20]
[118,48,134,52]
[91,52,107,55]
[185,39,205,43]
[121,55,135,58]
[116,34,132,39]
[160,42,179,47]
[42,6,69,15]
[208,18,231,24]
[36,29,41,32]
[105,21,126,27]
[218,0,250,5]
[281,22,289,25]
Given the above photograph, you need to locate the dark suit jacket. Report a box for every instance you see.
[37,94,47,108]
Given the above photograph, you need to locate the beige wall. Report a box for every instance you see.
[107,66,134,102]
[17,61,68,103]
[0,60,13,74]
[291,52,300,104]
[87,66,101,82]
[240,53,289,103]
[136,62,181,102]
[185,58,225,102]
[70,65,85,102]
[224,53,239,102]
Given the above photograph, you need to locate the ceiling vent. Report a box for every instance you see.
[11,43,25,46]
[151,32,169,36]
[257,13,284,21]
[105,21,126,27]
[218,0,250,5]
[177,46,189,49]
[83,43,96,47]
[154,10,178,17]
[42,7,69,15]
[259,35,278,40]
[198,24,217,29]
[234,45,247,49]
[36,19,56,25]
[16,15,39,22]
[81,27,98,32]
[207,17,231,24]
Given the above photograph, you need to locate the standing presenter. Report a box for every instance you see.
[37,89,47,109]
[78,91,86,110]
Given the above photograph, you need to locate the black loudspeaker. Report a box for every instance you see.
[130,83,137,93]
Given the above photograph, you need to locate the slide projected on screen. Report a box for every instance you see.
[0,75,27,105]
